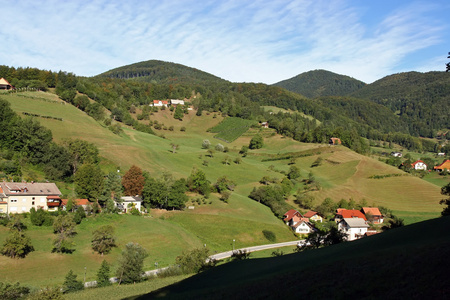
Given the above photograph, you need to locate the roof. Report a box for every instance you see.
[362,207,382,216]
[337,209,367,221]
[61,199,91,206]
[121,196,142,202]
[0,78,11,86]
[343,218,369,228]
[283,209,301,221]
[411,160,427,167]
[153,100,168,104]
[434,160,450,170]
[170,99,184,104]
[304,211,319,218]
[293,219,313,229]
[0,182,61,196]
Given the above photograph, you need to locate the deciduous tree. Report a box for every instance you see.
[74,163,104,201]
[116,243,148,284]
[91,225,117,255]
[122,165,145,196]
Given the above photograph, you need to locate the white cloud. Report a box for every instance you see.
[0,0,447,83]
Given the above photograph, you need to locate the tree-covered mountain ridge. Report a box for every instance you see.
[273,69,367,98]
[96,60,230,86]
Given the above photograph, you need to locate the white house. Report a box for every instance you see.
[0,182,61,213]
[292,219,314,234]
[170,99,184,106]
[390,152,403,157]
[338,218,369,241]
[116,196,142,213]
[411,160,427,171]
[152,100,168,107]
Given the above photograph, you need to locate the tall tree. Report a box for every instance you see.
[74,164,104,201]
[99,171,123,207]
[116,243,148,284]
[63,139,99,174]
[439,182,450,216]
[1,215,34,259]
[52,215,76,254]
[122,165,145,196]
[96,260,112,287]
[61,270,83,293]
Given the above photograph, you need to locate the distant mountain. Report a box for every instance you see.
[96,59,229,86]
[351,71,450,137]
[273,69,366,98]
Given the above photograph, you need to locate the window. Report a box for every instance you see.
[32,197,35,200]
[23,198,27,202]
[22,207,27,212]
[10,207,17,212]
[10,199,17,203]
[40,198,45,203]
[32,201,35,205]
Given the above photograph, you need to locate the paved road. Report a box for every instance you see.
[209,240,302,260]
[84,240,302,287]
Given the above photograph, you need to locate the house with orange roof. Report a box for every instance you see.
[0,78,13,90]
[434,160,450,172]
[361,207,384,224]
[152,100,168,107]
[303,210,323,223]
[335,209,367,222]
[329,137,341,145]
[61,198,91,212]
[411,160,427,171]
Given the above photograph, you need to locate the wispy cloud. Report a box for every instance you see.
[0,0,447,83]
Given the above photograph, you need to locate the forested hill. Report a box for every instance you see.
[273,69,366,98]
[96,60,229,86]
[350,71,450,137]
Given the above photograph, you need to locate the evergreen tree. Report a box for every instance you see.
[96,260,112,287]
[439,183,450,216]
[62,270,83,293]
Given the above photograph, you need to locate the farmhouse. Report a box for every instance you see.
[335,209,367,222]
[411,160,427,171]
[434,160,450,172]
[170,99,184,106]
[0,182,61,213]
[115,196,142,213]
[0,77,13,90]
[292,219,314,234]
[338,218,369,241]
[261,122,269,128]
[329,137,341,145]
[303,210,323,223]
[152,100,168,107]
[283,209,302,225]
[361,207,384,224]
[390,152,403,157]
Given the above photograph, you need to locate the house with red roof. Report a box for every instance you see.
[303,210,323,223]
[411,160,427,171]
[335,209,369,241]
[434,160,450,172]
[292,218,314,234]
[361,207,384,224]
[283,209,302,225]
[152,100,168,107]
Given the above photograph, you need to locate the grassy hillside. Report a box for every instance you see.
[138,216,450,300]
[273,69,366,98]
[1,90,447,289]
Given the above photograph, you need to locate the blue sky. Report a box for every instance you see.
[0,0,448,83]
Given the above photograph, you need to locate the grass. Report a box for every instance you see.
[208,117,256,142]
[1,91,448,291]
[138,216,450,299]
[64,275,190,300]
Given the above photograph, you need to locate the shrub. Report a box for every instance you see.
[175,248,215,274]
[231,249,251,261]
[262,230,276,242]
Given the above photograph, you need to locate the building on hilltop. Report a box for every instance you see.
[0,182,61,213]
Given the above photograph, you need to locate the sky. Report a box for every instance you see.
[0,0,448,84]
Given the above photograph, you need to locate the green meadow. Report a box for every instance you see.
[1,91,447,289]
